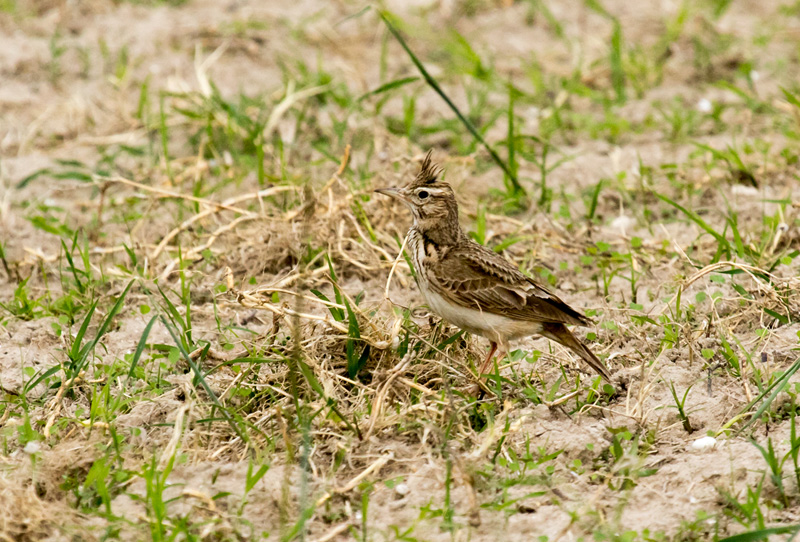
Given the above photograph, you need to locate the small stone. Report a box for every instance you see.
[731,184,758,196]
[394,482,409,496]
[697,98,712,113]
[690,436,717,452]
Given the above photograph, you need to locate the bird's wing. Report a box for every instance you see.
[428,242,590,326]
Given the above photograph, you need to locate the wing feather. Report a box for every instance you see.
[429,242,589,326]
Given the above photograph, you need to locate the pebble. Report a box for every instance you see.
[690,436,717,452]
[697,98,712,113]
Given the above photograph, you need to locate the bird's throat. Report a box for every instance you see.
[414,216,462,246]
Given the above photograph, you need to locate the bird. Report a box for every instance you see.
[375,151,611,384]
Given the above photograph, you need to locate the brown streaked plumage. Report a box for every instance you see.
[376,151,611,383]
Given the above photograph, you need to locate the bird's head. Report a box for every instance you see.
[375,151,459,235]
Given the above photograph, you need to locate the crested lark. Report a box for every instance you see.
[376,152,611,383]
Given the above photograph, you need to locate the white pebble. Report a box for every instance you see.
[690,436,717,452]
[697,98,712,113]
[23,441,41,454]
[750,70,760,82]
[731,184,758,196]
[395,482,409,496]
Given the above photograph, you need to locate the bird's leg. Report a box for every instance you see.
[474,343,508,397]
[478,342,498,376]
[493,346,507,373]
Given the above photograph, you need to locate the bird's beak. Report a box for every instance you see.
[374,187,407,202]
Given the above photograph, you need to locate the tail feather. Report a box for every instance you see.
[540,323,611,382]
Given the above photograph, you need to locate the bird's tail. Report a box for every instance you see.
[540,322,611,382]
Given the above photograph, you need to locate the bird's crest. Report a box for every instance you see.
[413,150,443,186]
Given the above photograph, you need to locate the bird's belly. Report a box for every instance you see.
[422,287,542,343]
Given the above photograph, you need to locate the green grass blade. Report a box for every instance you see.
[157,285,187,337]
[727,215,745,259]
[735,357,800,435]
[344,297,362,378]
[298,359,325,397]
[506,81,518,194]
[23,365,63,395]
[76,280,133,369]
[656,193,729,253]
[159,92,172,182]
[587,179,604,220]
[122,243,138,269]
[127,315,158,381]
[16,167,52,189]
[310,289,344,321]
[70,300,98,362]
[437,330,464,350]
[763,308,790,325]
[782,86,800,109]
[609,20,626,104]
[718,525,800,542]
[379,9,524,195]
[61,239,85,294]
[492,236,523,253]
[357,76,420,102]
[159,314,247,442]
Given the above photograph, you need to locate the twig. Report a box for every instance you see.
[97,174,254,214]
[44,371,83,439]
[151,185,297,259]
[397,377,437,395]
[310,522,352,542]
[159,404,189,470]
[384,233,410,301]
[543,389,581,407]
[226,267,393,349]
[157,213,261,280]
[314,453,394,507]
[364,350,416,440]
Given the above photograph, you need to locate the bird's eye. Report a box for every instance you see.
[417,190,429,200]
